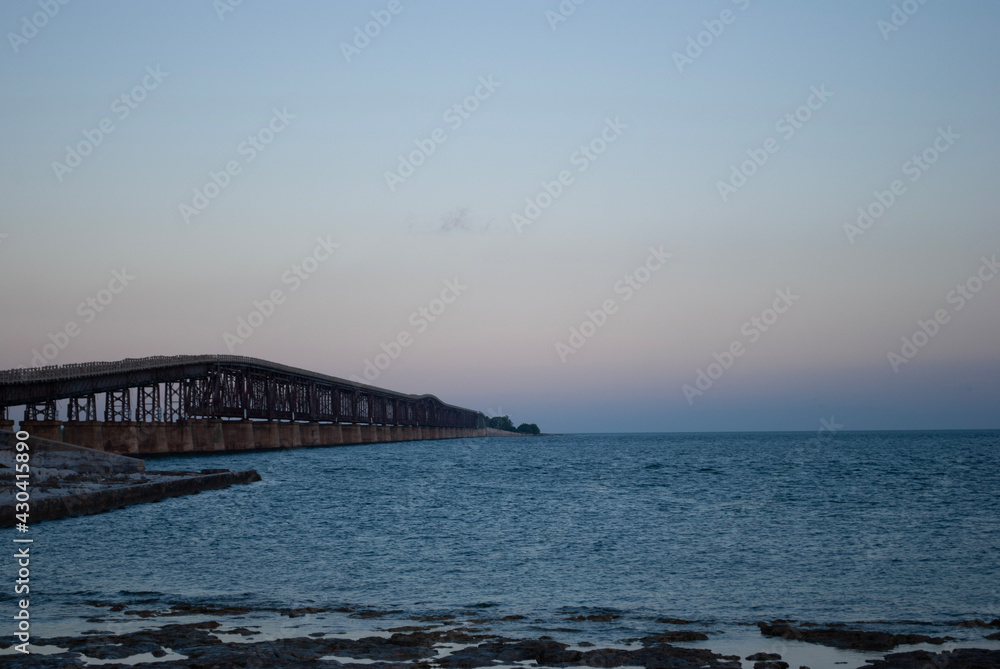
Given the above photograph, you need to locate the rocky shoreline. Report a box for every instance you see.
[4,608,999,669]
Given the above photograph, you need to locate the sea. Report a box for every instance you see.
[11,431,1000,666]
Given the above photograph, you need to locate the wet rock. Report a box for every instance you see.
[753,662,788,669]
[568,613,619,622]
[351,609,403,619]
[757,621,954,652]
[634,631,710,643]
[168,602,254,616]
[950,619,991,628]
[124,609,162,618]
[656,617,695,625]
[220,626,261,636]
[279,606,330,617]
[747,653,782,660]
[859,648,1000,669]
[438,636,741,668]
[985,632,1000,640]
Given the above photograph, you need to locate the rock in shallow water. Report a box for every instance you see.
[858,648,1000,669]
[757,621,954,652]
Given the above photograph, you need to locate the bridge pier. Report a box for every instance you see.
[191,419,225,452]
[251,421,278,449]
[59,426,110,453]
[20,419,63,442]
[164,421,194,452]
[276,422,301,448]
[136,421,169,454]
[103,422,139,454]
[319,423,342,445]
[301,422,320,447]
[222,420,255,451]
[342,424,362,444]
[0,419,15,434]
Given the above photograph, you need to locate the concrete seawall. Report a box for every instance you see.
[0,469,261,527]
[0,430,261,526]
[2,419,493,457]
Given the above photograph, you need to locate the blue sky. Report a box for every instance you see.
[1,0,998,432]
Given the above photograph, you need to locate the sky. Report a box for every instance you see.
[1,0,998,433]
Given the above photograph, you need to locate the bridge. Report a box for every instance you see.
[0,355,489,455]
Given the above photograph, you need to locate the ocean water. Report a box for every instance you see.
[17,431,1000,640]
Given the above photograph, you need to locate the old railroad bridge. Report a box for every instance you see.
[0,355,490,455]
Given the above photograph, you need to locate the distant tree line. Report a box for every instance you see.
[485,415,540,435]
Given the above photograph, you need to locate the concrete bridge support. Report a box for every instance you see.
[276,422,300,449]
[165,422,195,452]
[63,422,104,451]
[136,422,169,454]
[222,421,255,451]
[342,424,362,444]
[103,422,139,454]
[252,421,278,449]
[301,422,320,447]
[20,420,63,442]
[191,419,225,452]
[318,423,342,445]
[358,425,377,443]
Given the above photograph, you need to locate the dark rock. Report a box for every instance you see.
[859,648,1000,669]
[169,602,253,616]
[747,653,782,661]
[656,617,695,625]
[634,631,710,643]
[351,609,403,618]
[753,663,789,669]
[985,632,1000,640]
[439,636,740,668]
[757,621,954,652]
[279,606,329,617]
[568,614,619,622]
[950,619,990,628]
